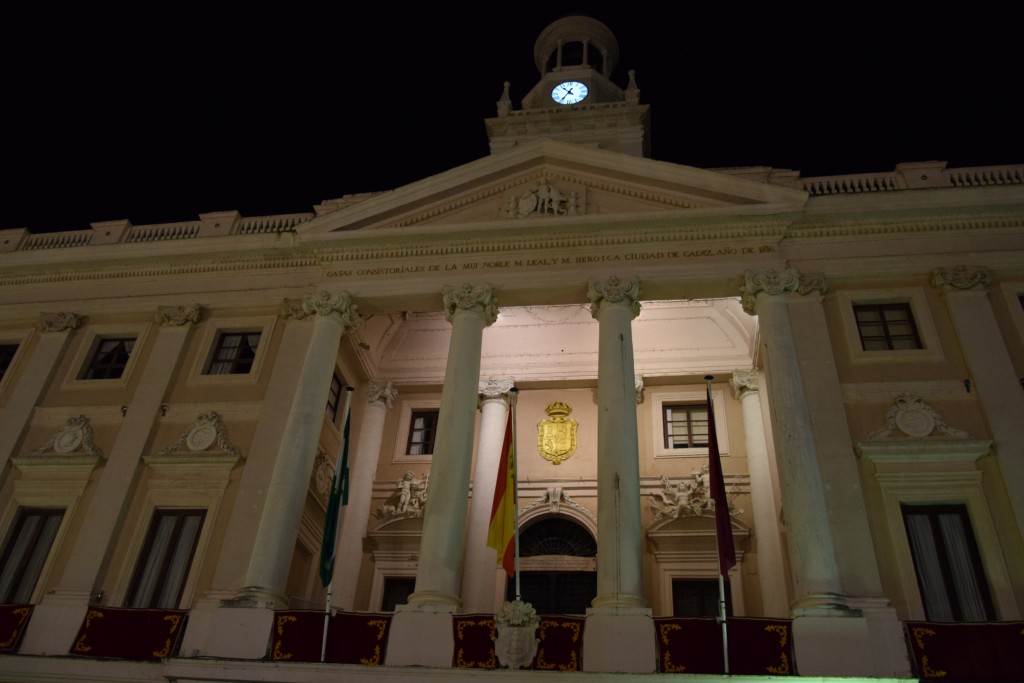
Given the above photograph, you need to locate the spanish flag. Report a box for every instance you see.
[486,410,516,577]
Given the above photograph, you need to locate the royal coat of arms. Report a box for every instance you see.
[537,402,578,465]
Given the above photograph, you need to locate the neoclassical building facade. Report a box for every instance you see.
[1,15,1022,683]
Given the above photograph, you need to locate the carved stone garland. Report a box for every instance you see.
[868,392,969,440]
[30,415,101,457]
[649,466,742,523]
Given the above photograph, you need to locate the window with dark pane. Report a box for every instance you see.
[326,371,343,421]
[0,508,64,604]
[508,518,597,615]
[381,577,416,611]
[0,343,18,382]
[126,509,205,609]
[205,331,261,375]
[902,504,995,622]
[406,410,439,455]
[853,303,922,350]
[663,403,709,449]
[672,578,732,618]
[81,337,135,379]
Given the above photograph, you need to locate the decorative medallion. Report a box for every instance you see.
[868,392,968,439]
[30,415,101,458]
[537,402,578,465]
[504,178,580,219]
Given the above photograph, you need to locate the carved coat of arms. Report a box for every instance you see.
[537,402,578,465]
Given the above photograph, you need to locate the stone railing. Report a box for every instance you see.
[789,161,1024,196]
[2,162,1021,253]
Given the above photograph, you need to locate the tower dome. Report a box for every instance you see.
[533,15,620,78]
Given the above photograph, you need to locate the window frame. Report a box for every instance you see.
[187,316,276,386]
[901,503,996,622]
[326,371,344,423]
[662,403,710,451]
[0,328,31,393]
[125,508,206,609]
[835,288,944,363]
[650,389,729,459]
[0,507,66,604]
[63,323,151,389]
[203,331,261,376]
[405,410,439,456]
[852,302,923,351]
[79,336,137,380]
[392,399,442,463]
[1000,282,1024,343]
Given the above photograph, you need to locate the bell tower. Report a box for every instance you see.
[485,15,651,157]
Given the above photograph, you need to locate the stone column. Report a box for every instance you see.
[239,291,359,606]
[20,305,202,655]
[741,269,845,609]
[332,380,398,610]
[932,266,1024,533]
[587,275,646,610]
[730,369,789,616]
[406,284,497,610]
[0,312,80,477]
[461,376,514,613]
[387,284,497,669]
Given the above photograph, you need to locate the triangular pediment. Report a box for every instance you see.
[300,139,807,235]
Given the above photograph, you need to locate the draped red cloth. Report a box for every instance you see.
[270,610,391,664]
[69,606,187,660]
[906,621,1024,682]
[0,604,33,652]
[654,617,793,675]
[532,615,585,671]
[452,614,497,668]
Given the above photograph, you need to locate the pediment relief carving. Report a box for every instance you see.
[157,411,241,459]
[867,392,969,440]
[29,415,102,458]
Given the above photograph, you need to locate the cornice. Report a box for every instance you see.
[789,208,1024,238]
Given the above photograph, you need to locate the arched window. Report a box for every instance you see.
[506,517,596,615]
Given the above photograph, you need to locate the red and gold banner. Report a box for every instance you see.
[654,617,793,675]
[906,621,1024,682]
[270,609,391,664]
[69,606,187,660]
[532,615,584,671]
[452,614,497,668]
[0,604,33,652]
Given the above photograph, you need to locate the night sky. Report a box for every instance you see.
[3,3,1020,234]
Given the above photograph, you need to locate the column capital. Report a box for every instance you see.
[283,290,360,329]
[38,312,80,333]
[729,369,759,399]
[442,283,498,325]
[155,304,204,327]
[741,269,827,315]
[367,380,398,409]
[931,265,991,292]
[587,275,641,320]
[479,376,515,403]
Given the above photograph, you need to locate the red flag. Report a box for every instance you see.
[707,382,736,577]
[486,410,516,576]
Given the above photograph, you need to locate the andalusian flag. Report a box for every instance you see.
[319,403,351,587]
[487,410,516,577]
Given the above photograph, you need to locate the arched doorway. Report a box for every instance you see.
[506,517,596,615]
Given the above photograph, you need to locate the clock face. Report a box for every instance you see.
[551,81,588,105]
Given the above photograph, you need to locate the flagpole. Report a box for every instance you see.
[321,387,354,663]
[705,375,730,675]
[509,387,522,601]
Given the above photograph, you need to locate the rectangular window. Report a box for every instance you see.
[672,578,732,618]
[81,337,136,379]
[853,303,923,350]
[406,410,439,455]
[380,577,416,612]
[126,509,205,609]
[326,371,343,421]
[902,504,995,622]
[0,508,64,604]
[0,343,19,382]
[205,332,260,375]
[663,403,709,450]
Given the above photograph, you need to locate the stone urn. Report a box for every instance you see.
[493,599,539,670]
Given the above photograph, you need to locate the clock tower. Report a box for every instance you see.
[485,15,651,157]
